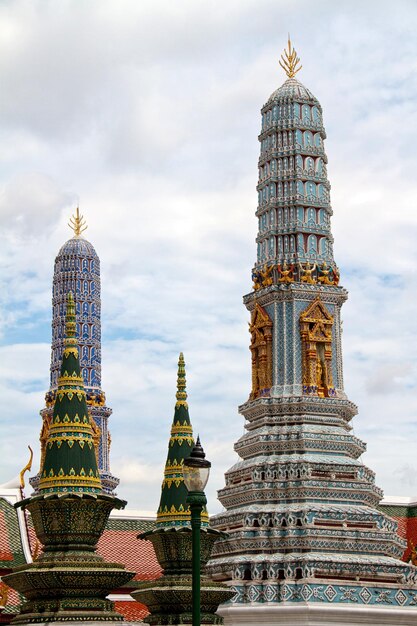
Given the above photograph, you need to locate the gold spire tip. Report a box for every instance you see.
[68,206,88,236]
[279,35,302,79]
[176,352,188,407]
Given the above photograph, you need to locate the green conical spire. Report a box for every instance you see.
[156,353,208,528]
[39,292,102,494]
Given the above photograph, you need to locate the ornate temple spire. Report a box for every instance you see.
[68,206,88,237]
[252,40,338,291]
[4,294,132,622]
[156,353,208,528]
[38,292,102,494]
[208,44,417,620]
[32,207,119,495]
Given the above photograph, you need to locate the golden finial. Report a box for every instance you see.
[279,35,302,79]
[176,352,188,408]
[19,445,33,488]
[64,292,77,345]
[68,206,88,236]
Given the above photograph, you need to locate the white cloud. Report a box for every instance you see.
[1,1,417,513]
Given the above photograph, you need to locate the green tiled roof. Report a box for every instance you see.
[378,503,417,518]
[105,518,156,533]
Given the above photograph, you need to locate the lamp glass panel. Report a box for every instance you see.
[183,465,210,492]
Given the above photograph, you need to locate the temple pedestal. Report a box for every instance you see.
[133,528,234,625]
[218,604,417,626]
[4,494,134,624]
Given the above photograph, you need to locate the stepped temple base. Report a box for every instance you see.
[133,527,234,625]
[15,622,138,626]
[218,603,417,626]
[4,494,134,624]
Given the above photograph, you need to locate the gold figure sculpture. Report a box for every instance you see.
[249,304,273,400]
[409,539,417,566]
[300,298,334,398]
[278,261,295,284]
[279,36,302,79]
[252,264,274,291]
[68,207,88,236]
[19,445,34,488]
[261,264,274,287]
[316,358,327,398]
[39,415,52,477]
[300,261,317,284]
[89,416,101,466]
[317,261,333,285]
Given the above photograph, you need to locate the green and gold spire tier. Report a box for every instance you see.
[39,291,101,494]
[132,354,233,625]
[4,293,134,623]
[156,353,209,528]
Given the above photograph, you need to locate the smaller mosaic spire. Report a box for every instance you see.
[38,292,102,494]
[156,353,208,528]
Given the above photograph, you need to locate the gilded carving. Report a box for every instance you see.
[89,415,101,466]
[39,415,52,473]
[299,261,317,284]
[279,36,302,79]
[249,304,273,399]
[317,261,333,285]
[252,264,274,291]
[408,539,417,566]
[300,297,335,397]
[278,261,295,284]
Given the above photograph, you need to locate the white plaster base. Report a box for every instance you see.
[218,603,417,626]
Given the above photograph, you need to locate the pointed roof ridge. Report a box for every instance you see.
[156,353,209,528]
[38,292,102,494]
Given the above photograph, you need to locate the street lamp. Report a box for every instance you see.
[183,436,211,626]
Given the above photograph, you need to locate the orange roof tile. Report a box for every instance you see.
[97,530,162,581]
[114,601,149,622]
[0,512,13,562]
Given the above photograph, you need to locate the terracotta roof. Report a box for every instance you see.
[0,496,160,620]
[114,600,149,622]
[97,517,161,582]
[1,584,23,616]
[0,511,13,562]
[0,499,27,569]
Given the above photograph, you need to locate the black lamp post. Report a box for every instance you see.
[183,436,211,626]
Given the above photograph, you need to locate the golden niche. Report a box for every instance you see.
[249,303,273,400]
[300,297,335,398]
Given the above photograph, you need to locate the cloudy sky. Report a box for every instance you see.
[1,0,417,514]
